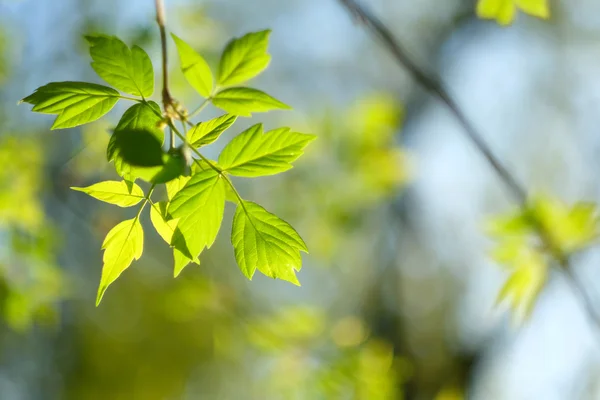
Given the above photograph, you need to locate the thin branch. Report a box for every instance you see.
[339,0,526,205]
[155,0,175,150]
[336,0,600,334]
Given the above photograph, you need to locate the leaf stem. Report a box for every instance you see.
[337,0,600,337]
[119,95,144,102]
[188,97,211,119]
[168,121,248,213]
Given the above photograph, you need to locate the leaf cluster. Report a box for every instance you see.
[22,31,315,304]
[486,194,600,321]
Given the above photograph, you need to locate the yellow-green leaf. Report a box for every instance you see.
[97,218,144,305]
[166,175,191,201]
[476,0,549,25]
[495,245,547,322]
[211,87,291,117]
[20,82,119,129]
[187,114,237,148]
[171,33,213,98]
[168,169,226,260]
[218,124,316,177]
[531,195,600,253]
[217,30,271,87]
[149,201,197,277]
[86,35,154,97]
[231,201,307,285]
[71,180,144,207]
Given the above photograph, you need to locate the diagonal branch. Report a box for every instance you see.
[336,0,600,335]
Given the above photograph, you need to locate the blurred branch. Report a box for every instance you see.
[336,0,600,336]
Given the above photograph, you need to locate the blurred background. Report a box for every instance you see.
[2,0,600,398]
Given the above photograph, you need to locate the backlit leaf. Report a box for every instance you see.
[219,124,316,177]
[231,201,307,284]
[149,201,197,276]
[495,244,547,322]
[148,150,187,184]
[476,0,549,25]
[171,33,213,98]
[530,195,600,253]
[86,34,154,97]
[71,180,144,207]
[166,175,191,201]
[97,218,144,305]
[113,128,164,167]
[108,101,165,181]
[21,82,119,129]
[168,169,226,260]
[211,87,290,117]
[187,114,237,148]
[217,30,271,87]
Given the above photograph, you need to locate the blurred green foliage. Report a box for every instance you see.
[0,137,64,332]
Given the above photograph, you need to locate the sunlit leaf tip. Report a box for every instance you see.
[96,218,144,305]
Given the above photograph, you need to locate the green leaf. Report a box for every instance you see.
[97,217,144,305]
[187,114,237,148]
[171,33,213,98]
[149,150,187,184]
[20,82,119,129]
[86,35,154,97]
[168,169,226,260]
[114,129,164,167]
[71,180,144,207]
[218,30,271,87]
[108,101,166,181]
[211,87,290,117]
[231,201,307,285]
[149,201,196,276]
[219,124,315,177]
[110,110,185,183]
[166,175,191,201]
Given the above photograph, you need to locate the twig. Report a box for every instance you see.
[155,0,175,150]
[336,0,600,334]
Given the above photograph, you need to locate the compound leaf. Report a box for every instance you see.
[187,114,237,148]
[218,30,271,87]
[171,33,213,98]
[71,180,144,207]
[168,169,226,260]
[86,34,154,97]
[211,87,290,117]
[231,201,307,285]
[219,124,315,177]
[21,81,119,129]
[97,217,144,305]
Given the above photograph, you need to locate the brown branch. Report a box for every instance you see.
[155,0,175,150]
[336,0,600,334]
